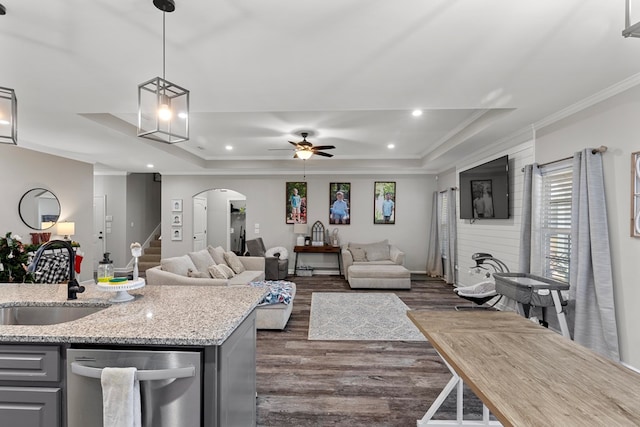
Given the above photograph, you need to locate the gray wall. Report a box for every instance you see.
[161,174,435,273]
[0,145,94,281]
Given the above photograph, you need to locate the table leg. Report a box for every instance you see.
[294,253,299,275]
[417,355,502,427]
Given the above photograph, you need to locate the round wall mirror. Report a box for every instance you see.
[19,188,61,230]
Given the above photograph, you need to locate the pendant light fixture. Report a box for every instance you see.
[137,0,189,144]
[0,86,17,145]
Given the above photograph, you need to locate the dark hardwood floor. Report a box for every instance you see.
[256,275,485,426]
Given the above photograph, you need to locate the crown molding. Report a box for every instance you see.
[534,72,640,131]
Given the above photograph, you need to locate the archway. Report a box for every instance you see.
[192,188,247,253]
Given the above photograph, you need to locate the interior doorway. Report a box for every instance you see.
[93,195,106,272]
[193,196,207,251]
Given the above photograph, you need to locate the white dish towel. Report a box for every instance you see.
[101,367,142,427]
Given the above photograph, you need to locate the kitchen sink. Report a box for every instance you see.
[0,305,107,325]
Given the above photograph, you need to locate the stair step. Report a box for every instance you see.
[139,254,160,262]
[144,247,161,255]
[139,261,160,272]
[150,240,162,247]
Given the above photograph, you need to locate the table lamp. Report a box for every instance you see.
[57,221,75,241]
[293,223,307,246]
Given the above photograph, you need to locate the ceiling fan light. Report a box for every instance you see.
[297,150,313,160]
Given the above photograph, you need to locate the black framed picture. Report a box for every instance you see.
[286,182,307,224]
[329,182,351,225]
[471,179,494,218]
[374,181,396,224]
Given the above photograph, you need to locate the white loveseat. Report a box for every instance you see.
[341,240,410,289]
[146,247,265,287]
[145,246,295,329]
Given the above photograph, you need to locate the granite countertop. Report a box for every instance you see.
[0,281,266,346]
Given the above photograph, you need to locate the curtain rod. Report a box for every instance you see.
[439,187,458,193]
[521,145,608,172]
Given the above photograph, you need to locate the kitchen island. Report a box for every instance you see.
[0,281,267,427]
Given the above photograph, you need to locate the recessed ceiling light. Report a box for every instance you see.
[387,143,395,149]
[412,109,423,117]
[225,145,233,151]
[146,164,154,168]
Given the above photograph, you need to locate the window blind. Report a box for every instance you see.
[540,167,572,283]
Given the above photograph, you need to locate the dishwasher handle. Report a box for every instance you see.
[71,361,195,381]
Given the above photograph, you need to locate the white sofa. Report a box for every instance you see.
[341,240,410,289]
[146,246,295,329]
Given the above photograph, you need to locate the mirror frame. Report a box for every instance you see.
[18,188,61,230]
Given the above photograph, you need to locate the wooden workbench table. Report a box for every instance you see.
[407,310,640,427]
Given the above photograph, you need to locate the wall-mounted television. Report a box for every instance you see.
[459,155,509,219]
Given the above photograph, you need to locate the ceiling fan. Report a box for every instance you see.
[271,132,335,159]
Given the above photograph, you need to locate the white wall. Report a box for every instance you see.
[535,83,640,369]
[161,174,436,273]
[0,145,94,280]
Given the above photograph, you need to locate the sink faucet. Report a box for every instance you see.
[28,240,86,300]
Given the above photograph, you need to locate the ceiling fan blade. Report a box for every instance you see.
[288,141,299,147]
[293,152,299,159]
[314,151,333,158]
[312,145,335,150]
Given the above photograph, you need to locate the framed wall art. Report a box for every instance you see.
[286,182,307,224]
[374,181,396,224]
[632,151,640,237]
[171,213,183,226]
[329,182,351,225]
[171,199,183,212]
[171,227,182,241]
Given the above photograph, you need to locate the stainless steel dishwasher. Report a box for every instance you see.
[66,348,201,427]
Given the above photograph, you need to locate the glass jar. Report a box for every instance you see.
[97,252,114,283]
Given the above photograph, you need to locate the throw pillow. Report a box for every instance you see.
[217,263,236,278]
[365,241,391,261]
[349,247,367,262]
[207,245,226,265]
[224,251,246,274]
[208,265,229,279]
[265,246,289,260]
[187,268,210,279]
[188,249,215,272]
[161,255,197,277]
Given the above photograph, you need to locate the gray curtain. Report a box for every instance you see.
[444,188,457,284]
[425,191,443,277]
[569,149,620,360]
[519,164,535,273]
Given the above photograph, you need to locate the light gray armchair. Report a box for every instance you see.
[245,238,288,280]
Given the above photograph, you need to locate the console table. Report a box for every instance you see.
[407,310,640,427]
[294,245,342,277]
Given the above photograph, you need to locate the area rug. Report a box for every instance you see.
[308,292,427,341]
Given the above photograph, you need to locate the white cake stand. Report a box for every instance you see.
[97,278,145,302]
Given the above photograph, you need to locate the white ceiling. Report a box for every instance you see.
[4,0,640,175]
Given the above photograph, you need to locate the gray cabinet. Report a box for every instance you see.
[0,344,62,427]
[0,386,60,427]
[204,310,257,427]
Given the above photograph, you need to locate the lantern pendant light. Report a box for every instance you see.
[137,0,189,144]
